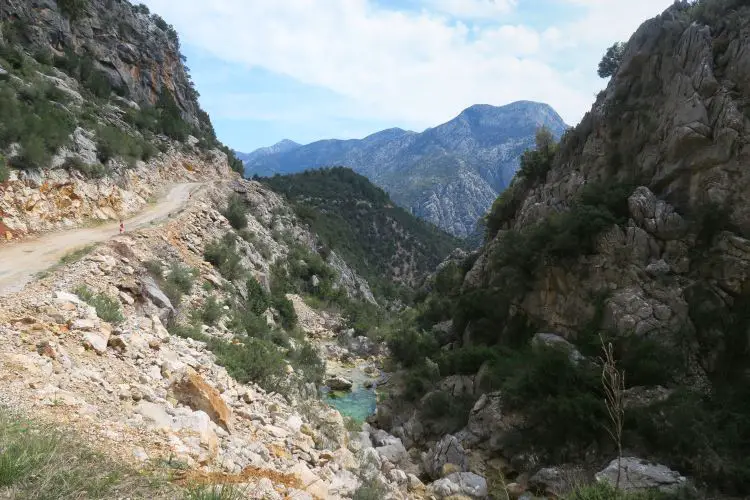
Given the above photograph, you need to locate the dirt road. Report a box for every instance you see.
[0,182,202,296]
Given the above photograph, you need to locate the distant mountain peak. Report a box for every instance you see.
[240,101,568,237]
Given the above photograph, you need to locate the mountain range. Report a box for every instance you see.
[240,101,568,238]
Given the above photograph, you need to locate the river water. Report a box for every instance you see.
[321,361,380,422]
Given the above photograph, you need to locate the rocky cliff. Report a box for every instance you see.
[0,0,203,125]
[374,1,750,497]
[243,101,567,238]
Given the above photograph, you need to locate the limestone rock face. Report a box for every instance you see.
[428,472,488,498]
[170,368,233,433]
[2,0,202,124]
[596,457,687,493]
[424,434,469,480]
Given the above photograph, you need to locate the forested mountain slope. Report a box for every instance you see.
[263,167,460,296]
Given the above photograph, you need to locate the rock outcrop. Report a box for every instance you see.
[0,0,203,124]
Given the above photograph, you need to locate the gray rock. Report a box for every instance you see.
[135,401,173,429]
[595,457,687,493]
[429,472,488,498]
[531,333,585,364]
[140,276,174,311]
[0,65,7,78]
[376,438,408,465]
[646,259,671,277]
[423,434,469,480]
[326,376,353,391]
[529,466,579,496]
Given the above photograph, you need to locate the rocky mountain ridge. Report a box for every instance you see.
[243,101,567,238]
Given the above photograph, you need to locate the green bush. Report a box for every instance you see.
[387,328,439,368]
[273,294,298,330]
[208,337,286,392]
[291,341,326,385]
[437,345,499,376]
[74,285,125,324]
[464,346,607,460]
[162,262,196,305]
[222,193,248,230]
[422,390,474,431]
[183,484,246,500]
[97,125,152,166]
[200,296,223,326]
[565,482,689,500]
[0,155,8,182]
[57,0,89,21]
[204,234,244,279]
[246,277,270,315]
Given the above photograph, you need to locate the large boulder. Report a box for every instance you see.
[595,457,687,493]
[170,368,233,433]
[428,472,488,498]
[529,466,580,496]
[531,333,584,365]
[326,375,353,391]
[463,392,521,452]
[424,434,469,480]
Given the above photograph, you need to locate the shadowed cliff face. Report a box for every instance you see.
[472,1,750,344]
[0,0,201,125]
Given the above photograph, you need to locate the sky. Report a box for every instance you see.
[140,0,674,153]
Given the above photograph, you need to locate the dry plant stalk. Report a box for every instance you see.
[600,335,625,490]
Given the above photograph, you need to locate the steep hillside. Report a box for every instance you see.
[262,167,460,296]
[373,1,750,497]
[243,101,567,237]
[0,0,244,231]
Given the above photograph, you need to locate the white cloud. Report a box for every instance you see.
[142,0,673,131]
[422,0,517,20]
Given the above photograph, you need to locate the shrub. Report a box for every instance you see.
[437,345,499,376]
[204,234,244,279]
[97,125,151,166]
[246,277,269,315]
[422,390,474,432]
[0,155,8,182]
[208,337,286,392]
[183,484,246,500]
[57,0,89,21]
[12,135,48,170]
[478,347,607,460]
[144,259,164,278]
[162,262,196,305]
[352,479,388,500]
[74,285,125,324]
[200,295,223,326]
[273,294,298,330]
[291,341,326,385]
[222,193,247,230]
[387,328,439,368]
[598,42,626,78]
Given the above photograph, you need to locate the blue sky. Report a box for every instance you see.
[141,0,673,153]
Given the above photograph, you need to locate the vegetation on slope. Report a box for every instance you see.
[0,7,244,177]
[262,167,461,297]
[387,103,750,495]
